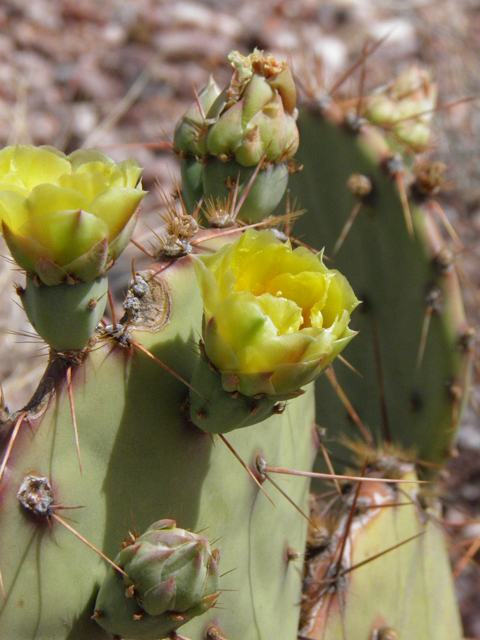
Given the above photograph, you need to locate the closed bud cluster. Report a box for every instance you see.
[362,65,437,152]
[174,50,299,223]
[205,49,299,166]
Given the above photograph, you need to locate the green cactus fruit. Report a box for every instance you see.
[93,519,220,639]
[0,144,146,351]
[174,50,299,223]
[174,77,222,211]
[289,99,470,466]
[0,229,317,640]
[300,456,463,639]
[202,158,289,223]
[20,275,108,352]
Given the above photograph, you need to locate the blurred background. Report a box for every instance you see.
[0,0,479,635]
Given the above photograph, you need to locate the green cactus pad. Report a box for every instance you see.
[300,462,463,639]
[21,275,108,351]
[0,244,316,640]
[289,106,470,465]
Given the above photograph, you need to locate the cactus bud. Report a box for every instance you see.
[205,50,298,166]
[202,50,298,222]
[174,78,222,213]
[174,50,299,223]
[362,65,437,151]
[174,76,222,158]
[192,229,358,397]
[94,519,220,640]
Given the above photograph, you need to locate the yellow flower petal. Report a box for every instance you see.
[0,147,15,177]
[266,271,330,327]
[87,187,145,242]
[26,184,89,217]
[214,291,277,355]
[0,191,29,229]
[57,172,110,201]
[67,149,114,171]
[0,176,29,194]
[8,145,71,190]
[321,271,359,328]
[17,209,109,267]
[255,293,302,334]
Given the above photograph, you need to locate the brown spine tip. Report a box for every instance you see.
[248,404,259,416]
[273,402,286,415]
[206,626,228,640]
[286,546,301,562]
[87,298,98,310]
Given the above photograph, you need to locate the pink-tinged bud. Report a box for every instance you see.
[94,519,220,639]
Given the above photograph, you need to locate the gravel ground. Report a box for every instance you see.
[0,0,479,636]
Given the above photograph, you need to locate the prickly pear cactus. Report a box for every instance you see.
[289,75,471,466]
[0,48,471,640]
[0,227,322,639]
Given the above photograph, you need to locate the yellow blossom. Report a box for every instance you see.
[193,229,359,396]
[0,145,146,285]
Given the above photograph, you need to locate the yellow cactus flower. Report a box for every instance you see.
[193,229,359,396]
[0,145,146,285]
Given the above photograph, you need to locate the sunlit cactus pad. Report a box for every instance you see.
[300,459,463,640]
[0,243,316,640]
